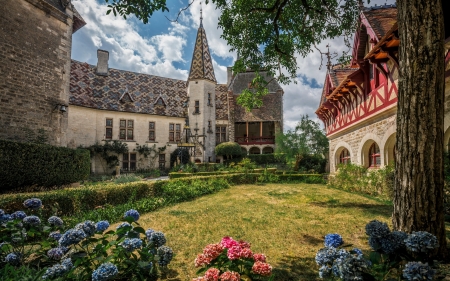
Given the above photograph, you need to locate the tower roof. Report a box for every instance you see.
[188,24,216,83]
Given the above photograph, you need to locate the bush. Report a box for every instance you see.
[328,163,394,199]
[0,139,90,191]
[278,174,325,184]
[298,154,327,173]
[247,153,287,165]
[113,174,143,184]
[215,142,242,159]
[170,148,190,167]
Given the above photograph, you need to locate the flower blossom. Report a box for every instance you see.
[220,236,239,249]
[120,238,143,252]
[157,245,174,266]
[124,209,140,222]
[95,221,110,232]
[219,271,240,281]
[47,248,65,260]
[48,216,64,227]
[324,233,344,248]
[23,215,41,226]
[195,254,212,267]
[11,211,27,220]
[204,268,220,281]
[252,261,272,276]
[403,262,435,281]
[203,243,224,259]
[253,253,267,263]
[23,198,42,209]
[92,262,119,281]
[227,245,242,260]
[42,258,73,280]
[240,247,253,259]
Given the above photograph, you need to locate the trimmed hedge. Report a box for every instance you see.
[0,139,90,191]
[277,174,326,184]
[247,153,286,164]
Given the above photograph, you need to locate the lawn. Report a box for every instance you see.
[131,183,393,281]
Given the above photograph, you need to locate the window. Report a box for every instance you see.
[120,120,134,140]
[105,119,113,140]
[216,126,227,143]
[369,143,381,167]
[149,122,155,141]
[169,123,181,142]
[207,93,212,106]
[194,100,200,114]
[123,153,136,171]
[159,154,166,169]
[339,149,351,164]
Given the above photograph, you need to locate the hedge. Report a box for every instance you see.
[277,174,326,184]
[246,153,286,164]
[0,139,90,191]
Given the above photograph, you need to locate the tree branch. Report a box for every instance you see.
[165,0,195,23]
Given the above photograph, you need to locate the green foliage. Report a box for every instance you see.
[87,140,128,172]
[328,164,394,200]
[0,264,41,281]
[275,115,328,171]
[247,153,286,165]
[0,139,90,191]
[235,72,270,111]
[169,148,190,168]
[113,174,143,184]
[298,154,327,174]
[257,169,280,184]
[105,0,169,23]
[215,141,242,159]
[135,144,166,170]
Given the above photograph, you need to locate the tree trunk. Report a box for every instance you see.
[394,0,447,257]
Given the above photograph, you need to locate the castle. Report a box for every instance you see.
[316,4,450,173]
[0,0,283,173]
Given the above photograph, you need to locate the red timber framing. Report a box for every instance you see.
[316,6,399,136]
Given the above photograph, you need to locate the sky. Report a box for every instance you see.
[71,0,395,131]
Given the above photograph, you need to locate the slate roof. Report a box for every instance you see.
[329,67,357,88]
[363,5,397,40]
[231,92,283,122]
[188,25,216,83]
[69,60,188,117]
[215,84,229,120]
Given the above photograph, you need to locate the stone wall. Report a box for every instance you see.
[0,0,74,146]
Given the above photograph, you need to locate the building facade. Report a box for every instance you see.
[316,4,450,173]
[67,18,283,173]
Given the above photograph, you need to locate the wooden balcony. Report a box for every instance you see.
[235,136,275,145]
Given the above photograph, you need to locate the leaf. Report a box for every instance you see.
[106,9,111,15]
[133,226,145,234]
[369,251,381,264]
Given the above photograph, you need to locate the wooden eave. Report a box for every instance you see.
[364,22,398,61]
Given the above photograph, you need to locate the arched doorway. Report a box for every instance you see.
[262,147,274,154]
[339,148,351,164]
[249,147,261,155]
[368,142,381,168]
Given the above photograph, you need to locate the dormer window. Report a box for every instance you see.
[156,97,165,106]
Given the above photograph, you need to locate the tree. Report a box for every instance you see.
[215,142,242,160]
[106,0,448,256]
[275,115,328,171]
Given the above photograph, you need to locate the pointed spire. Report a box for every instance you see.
[358,0,365,11]
[200,1,203,27]
[188,15,217,83]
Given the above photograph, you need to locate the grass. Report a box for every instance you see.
[128,183,394,281]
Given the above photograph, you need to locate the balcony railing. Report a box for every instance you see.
[235,136,275,145]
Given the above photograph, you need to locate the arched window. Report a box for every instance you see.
[339,149,351,164]
[369,143,381,168]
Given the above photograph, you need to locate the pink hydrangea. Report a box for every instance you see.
[203,243,224,260]
[204,268,220,281]
[219,271,241,281]
[227,245,242,260]
[252,261,272,276]
[240,247,253,259]
[195,254,212,267]
[238,240,251,249]
[192,278,205,281]
[220,236,239,249]
[253,253,267,263]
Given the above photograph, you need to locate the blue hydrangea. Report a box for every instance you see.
[0,213,12,223]
[324,233,344,248]
[352,248,363,256]
[124,209,140,222]
[332,251,371,281]
[318,265,332,279]
[47,247,65,260]
[42,258,73,280]
[121,238,143,252]
[403,262,435,281]
[0,209,4,216]
[92,262,119,281]
[380,231,408,254]
[157,245,173,266]
[404,231,439,253]
[23,215,41,226]
[48,216,64,227]
[145,228,155,237]
[49,231,62,241]
[315,247,338,266]
[75,220,96,237]
[59,228,87,247]
[11,211,27,220]
[5,252,22,265]
[116,222,131,230]
[23,198,42,209]
[147,231,166,247]
[95,221,110,232]
[365,220,390,238]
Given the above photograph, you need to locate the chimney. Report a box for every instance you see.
[96,49,109,76]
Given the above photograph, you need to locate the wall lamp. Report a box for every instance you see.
[54,104,68,113]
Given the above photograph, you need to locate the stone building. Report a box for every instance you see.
[0,0,85,146]
[67,17,283,173]
[316,4,450,173]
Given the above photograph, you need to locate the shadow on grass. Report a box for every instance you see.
[272,256,319,281]
[310,202,393,217]
[301,234,323,246]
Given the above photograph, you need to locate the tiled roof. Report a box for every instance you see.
[215,84,229,120]
[188,25,216,83]
[231,92,283,122]
[228,71,283,95]
[43,0,65,13]
[69,60,188,117]
[363,5,397,39]
[329,67,357,88]
[72,6,86,33]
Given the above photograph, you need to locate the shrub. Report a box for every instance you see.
[298,154,327,174]
[0,139,90,191]
[113,174,143,184]
[215,142,242,159]
[247,153,287,165]
[278,174,325,184]
[170,148,190,167]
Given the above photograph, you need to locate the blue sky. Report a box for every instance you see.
[71,0,394,131]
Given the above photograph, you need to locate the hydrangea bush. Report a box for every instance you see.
[315,221,439,281]
[0,198,174,280]
[193,236,274,281]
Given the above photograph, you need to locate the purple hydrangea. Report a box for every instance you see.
[315,247,338,266]
[0,209,4,216]
[147,231,166,248]
[404,231,439,253]
[0,213,12,223]
[23,198,42,209]
[95,221,110,232]
[48,216,64,227]
[23,215,41,226]
[75,220,96,237]
[59,228,87,247]
[365,220,390,238]
[92,262,119,281]
[380,231,408,254]
[49,231,62,241]
[157,245,173,266]
[124,209,140,222]
[11,211,27,220]
[120,238,143,252]
[403,262,435,281]
[324,233,344,248]
[332,251,371,280]
[42,258,73,280]
[5,252,22,265]
[47,247,65,260]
